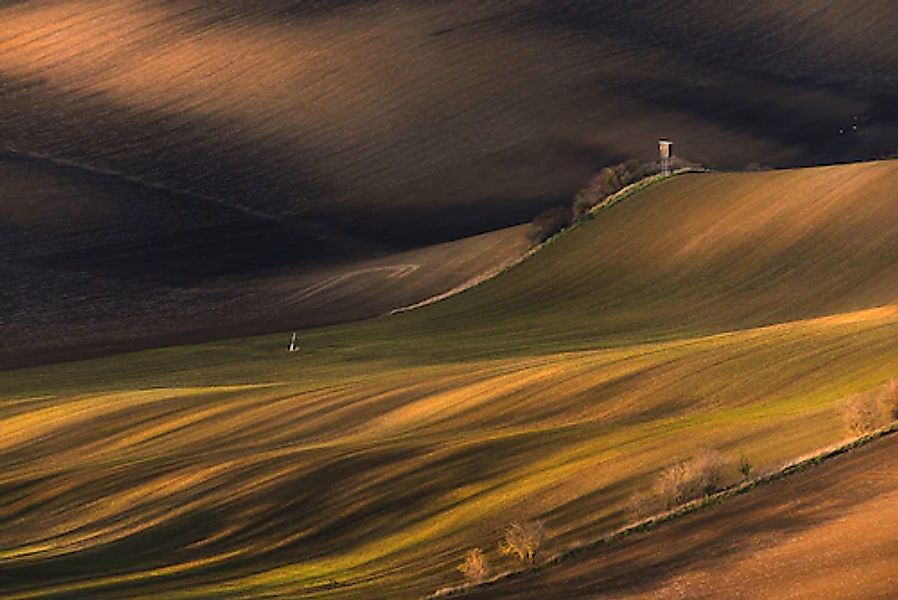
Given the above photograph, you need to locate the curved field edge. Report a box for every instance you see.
[3,161,898,598]
[392,167,708,316]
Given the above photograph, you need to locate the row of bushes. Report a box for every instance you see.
[571,159,660,219]
[528,158,676,243]
[628,378,898,519]
[454,448,741,589]
[628,449,748,519]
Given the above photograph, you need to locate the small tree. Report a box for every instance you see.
[499,521,545,566]
[458,548,490,584]
[654,462,692,509]
[883,378,898,420]
[739,454,753,480]
[528,206,572,243]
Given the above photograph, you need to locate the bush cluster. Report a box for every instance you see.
[528,205,573,243]
[527,159,663,243]
[630,449,730,518]
[841,378,898,435]
[453,375,898,593]
[457,520,545,585]
[572,160,658,219]
[654,449,726,510]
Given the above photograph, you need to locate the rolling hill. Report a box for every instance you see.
[3,161,898,598]
[5,0,898,364]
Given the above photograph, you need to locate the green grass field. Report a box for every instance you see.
[4,161,898,598]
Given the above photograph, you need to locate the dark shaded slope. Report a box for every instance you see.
[0,155,532,368]
[2,1,898,244]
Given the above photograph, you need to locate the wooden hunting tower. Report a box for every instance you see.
[659,139,673,175]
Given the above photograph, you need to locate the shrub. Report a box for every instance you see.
[571,160,658,218]
[499,520,545,566]
[841,392,887,435]
[528,206,572,243]
[882,378,898,420]
[572,195,595,220]
[653,462,692,509]
[653,450,727,510]
[691,449,725,495]
[739,454,752,480]
[457,547,490,584]
[840,380,898,436]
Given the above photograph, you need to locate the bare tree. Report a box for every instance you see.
[691,449,725,495]
[499,521,545,567]
[458,548,490,584]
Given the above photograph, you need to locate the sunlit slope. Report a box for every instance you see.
[373,160,898,357]
[0,155,532,367]
[4,163,898,599]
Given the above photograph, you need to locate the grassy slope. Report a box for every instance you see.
[4,162,898,598]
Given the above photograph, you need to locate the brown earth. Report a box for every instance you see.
[3,1,898,242]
